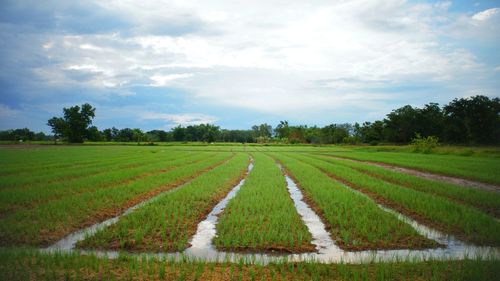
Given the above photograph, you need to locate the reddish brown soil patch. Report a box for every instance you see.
[323,154,500,192]
[0,144,51,149]
[0,158,207,219]
[279,163,438,251]
[318,167,472,246]
[99,156,248,252]
[216,243,316,254]
[34,155,235,246]
[352,167,500,218]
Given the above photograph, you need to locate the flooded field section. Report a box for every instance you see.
[0,146,498,267]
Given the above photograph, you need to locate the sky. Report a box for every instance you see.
[0,0,499,133]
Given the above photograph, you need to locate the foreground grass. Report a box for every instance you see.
[0,249,499,281]
[315,154,500,217]
[214,153,314,253]
[322,150,500,185]
[0,152,232,246]
[78,153,249,252]
[271,153,436,250]
[300,154,500,246]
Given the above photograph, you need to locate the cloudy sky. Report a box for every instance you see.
[1,0,499,132]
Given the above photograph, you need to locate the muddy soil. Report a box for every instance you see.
[326,155,500,192]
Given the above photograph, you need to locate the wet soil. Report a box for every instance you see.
[320,168,478,247]
[353,167,500,218]
[324,154,500,192]
[101,161,249,253]
[284,167,440,251]
[36,155,235,247]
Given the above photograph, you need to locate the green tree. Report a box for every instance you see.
[384,105,419,143]
[47,103,96,143]
[198,124,220,142]
[443,95,500,144]
[172,126,186,141]
[47,117,67,143]
[86,126,103,141]
[251,123,272,138]
[132,128,144,144]
[275,120,290,139]
[359,121,385,144]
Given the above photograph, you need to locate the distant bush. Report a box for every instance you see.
[411,133,439,153]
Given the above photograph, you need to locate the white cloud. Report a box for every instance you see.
[472,8,499,21]
[79,44,107,52]
[149,73,193,87]
[42,41,54,50]
[0,104,21,118]
[28,0,498,118]
[66,64,108,73]
[141,112,218,126]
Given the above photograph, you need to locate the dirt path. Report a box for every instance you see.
[325,155,500,193]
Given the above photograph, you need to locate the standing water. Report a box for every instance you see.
[185,160,254,257]
[44,160,499,264]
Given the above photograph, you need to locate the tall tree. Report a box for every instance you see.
[443,95,500,144]
[275,120,290,139]
[47,103,96,143]
[47,117,67,143]
[384,105,419,143]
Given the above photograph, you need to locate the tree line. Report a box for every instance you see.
[0,128,51,142]
[1,95,498,145]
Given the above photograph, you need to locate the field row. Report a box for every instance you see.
[0,151,234,246]
[74,151,448,252]
[0,147,498,253]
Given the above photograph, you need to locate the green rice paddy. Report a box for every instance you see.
[0,144,499,280]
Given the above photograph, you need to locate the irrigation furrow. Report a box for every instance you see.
[320,154,500,192]
[0,153,211,215]
[350,165,500,218]
[213,153,314,253]
[0,151,193,189]
[274,153,437,250]
[185,159,254,256]
[279,165,337,253]
[41,153,499,264]
[0,153,235,246]
[0,149,150,177]
[299,154,500,246]
[0,146,500,264]
[48,152,249,251]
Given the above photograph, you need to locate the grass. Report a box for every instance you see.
[77,153,250,252]
[321,150,500,185]
[0,152,209,214]
[0,249,499,281]
[0,150,187,188]
[270,152,436,250]
[299,153,500,246]
[316,153,500,217]
[214,153,314,253]
[0,144,499,280]
[0,152,233,246]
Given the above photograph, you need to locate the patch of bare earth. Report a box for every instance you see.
[322,154,500,192]
[101,158,250,252]
[352,167,500,218]
[282,166,439,251]
[33,155,235,247]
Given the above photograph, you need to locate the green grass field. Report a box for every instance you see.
[0,144,499,280]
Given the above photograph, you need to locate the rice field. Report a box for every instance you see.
[0,144,499,280]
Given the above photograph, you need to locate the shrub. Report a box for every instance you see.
[411,133,439,153]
